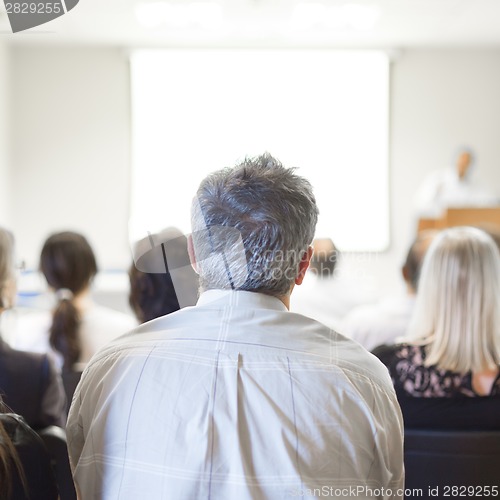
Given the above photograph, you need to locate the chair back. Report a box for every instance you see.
[38,426,77,500]
[0,413,58,500]
[405,429,500,498]
[62,370,83,414]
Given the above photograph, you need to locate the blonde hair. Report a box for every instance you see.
[406,226,500,373]
[0,228,14,310]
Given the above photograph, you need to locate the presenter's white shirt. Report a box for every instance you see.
[414,167,498,218]
[67,290,404,500]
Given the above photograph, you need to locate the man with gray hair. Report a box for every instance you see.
[67,154,404,499]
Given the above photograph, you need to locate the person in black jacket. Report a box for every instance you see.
[0,228,66,429]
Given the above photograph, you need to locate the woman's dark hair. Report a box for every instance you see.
[129,228,198,323]
[129,267,182,323]
[40,231,97,371]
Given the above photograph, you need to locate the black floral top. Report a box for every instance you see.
[373,343,500,397]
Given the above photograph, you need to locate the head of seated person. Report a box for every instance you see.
[378,226,500,398]
[402,229,439,295]
[129,228,199,323]
[40,231,97,371]
[189,153,317,305]
[308,238,339,279]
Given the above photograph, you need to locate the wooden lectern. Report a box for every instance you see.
[418,207,500,233]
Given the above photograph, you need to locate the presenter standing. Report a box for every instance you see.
[414,147,498,218]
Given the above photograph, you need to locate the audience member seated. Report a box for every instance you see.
[67,154,404,498]
[14,231,136,372]
[0,228,66,429]
[374,226,500,429]
[341,230,437,351]
[291,238,375,330]
[0,397,58,500]
[129,228,199,323]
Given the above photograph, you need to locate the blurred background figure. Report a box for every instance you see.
[129,227,199,323]
[478,223,500,251]
[414,147,498,218]
[0,227,66,429]
[374,227,500,429]
[341,230,437,351]
[14,231,136,372]
[291,238,375,330]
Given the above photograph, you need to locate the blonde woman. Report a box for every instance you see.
[374,226,500,428]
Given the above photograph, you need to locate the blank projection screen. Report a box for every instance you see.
[130,49,389,251]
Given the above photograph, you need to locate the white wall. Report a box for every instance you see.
[0,42,10,227]
[10,46,131,269]
[8,47,500,297]
[373,48,500,295]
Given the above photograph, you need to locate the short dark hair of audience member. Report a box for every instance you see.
[407,226,500,374]
[40,232,97,371]
[401,230,439,293]
[129,228,199,323]
[308,238,339,278]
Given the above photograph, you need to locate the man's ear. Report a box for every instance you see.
[187,235,199,274]
[295,246,314,286]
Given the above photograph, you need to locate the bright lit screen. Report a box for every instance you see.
[130,49,389,251]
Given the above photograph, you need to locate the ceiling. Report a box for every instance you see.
[2,0,500,47]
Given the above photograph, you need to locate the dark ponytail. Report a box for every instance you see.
[49,297,81,371]
[40,232,97,372]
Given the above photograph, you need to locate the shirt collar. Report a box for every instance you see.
[196,289,288,312]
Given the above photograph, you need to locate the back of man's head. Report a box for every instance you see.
[309,238,339,278]
[402,230,438,293]
[191,153,319,297]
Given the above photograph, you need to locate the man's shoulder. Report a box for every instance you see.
[288,312,400,395]
[82,304,393,393]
